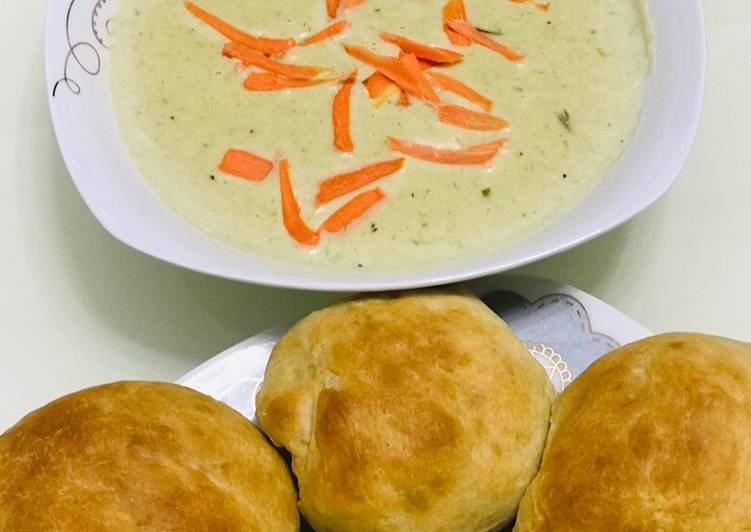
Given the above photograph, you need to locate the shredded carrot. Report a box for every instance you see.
[279,159,320,246]
[344,45,423,99]
[321,188,386,233]
[184,1,295,55]
[302,20,349,46]
[428,71,492,111]
[442,0,471,46]
[397,90,410,107]
[380,33,463,64]
[364,73,401,107]
[316,158,405,206]
[333,71,357,152]
[436,103,509,130]
[509,0,550,12]
[388,137,508,165]
[218,149,274,180]
[326,0,341,18]
[224,43,331,79]
[244,72,343,91]
[398,53,440,103]
[447,20,525,62]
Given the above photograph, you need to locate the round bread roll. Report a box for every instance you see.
[515,333,751,531]
[0,381,299,531]
[256,291,555,531]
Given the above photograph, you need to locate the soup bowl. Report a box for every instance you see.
[45,0,704,291]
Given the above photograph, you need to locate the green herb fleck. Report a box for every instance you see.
[477,27,503,36]
[557,109,572,132]
[482,188,491,197]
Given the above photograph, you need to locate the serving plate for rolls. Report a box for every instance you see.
[178,276,651,422]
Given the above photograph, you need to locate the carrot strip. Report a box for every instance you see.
[398,53,440,103]
[447,20,525,62]
[327,0,341,18]
[364,73,400,107]
[509,0,550,12]
[184,1,295,55]
[301,20,349,46]
[333,71,357,152]
[443,0,471,46]
[398,51,432,70]
[344,45,422,98]
[388,137,508,165]
[436,103,508,130]
[279,159,320,246]
[321,189,386,233]
[380,33,463,64]
[428,71,492,111]
[244,72,343,91]
[316,158,405,206]
[397,90,410,107]
[218,149,274,181]
[224,43,331,79]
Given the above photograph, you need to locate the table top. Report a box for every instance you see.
[1,1,748,431]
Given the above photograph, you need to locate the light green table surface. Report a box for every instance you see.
[1,2,748,430]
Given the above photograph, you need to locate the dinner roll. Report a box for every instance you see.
[515,333,751,531]
[257,291,554,531]
[0,381,299,531]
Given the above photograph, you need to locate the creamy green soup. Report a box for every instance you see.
[109,0,652,272]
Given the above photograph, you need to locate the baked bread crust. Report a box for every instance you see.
[515,333,751,531]
[257,291,554,531]
[0,381,299,531]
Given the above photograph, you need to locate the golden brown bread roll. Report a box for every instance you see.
[256,291,555,531]
[0,381,299,531]
[515,333,751,531]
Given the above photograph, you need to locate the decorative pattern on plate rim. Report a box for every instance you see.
[533,293,620,351]
[525,342,573,392]
[52,0,112,97]
[482,289,620,391]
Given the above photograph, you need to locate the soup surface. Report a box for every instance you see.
[110,0,652,272]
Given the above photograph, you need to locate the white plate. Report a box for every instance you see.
[177,276,651,423]
[45,0,705,292]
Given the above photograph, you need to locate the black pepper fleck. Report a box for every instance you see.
[210,175,216,181]
[482,188,491,197]
[562,173,568,178]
